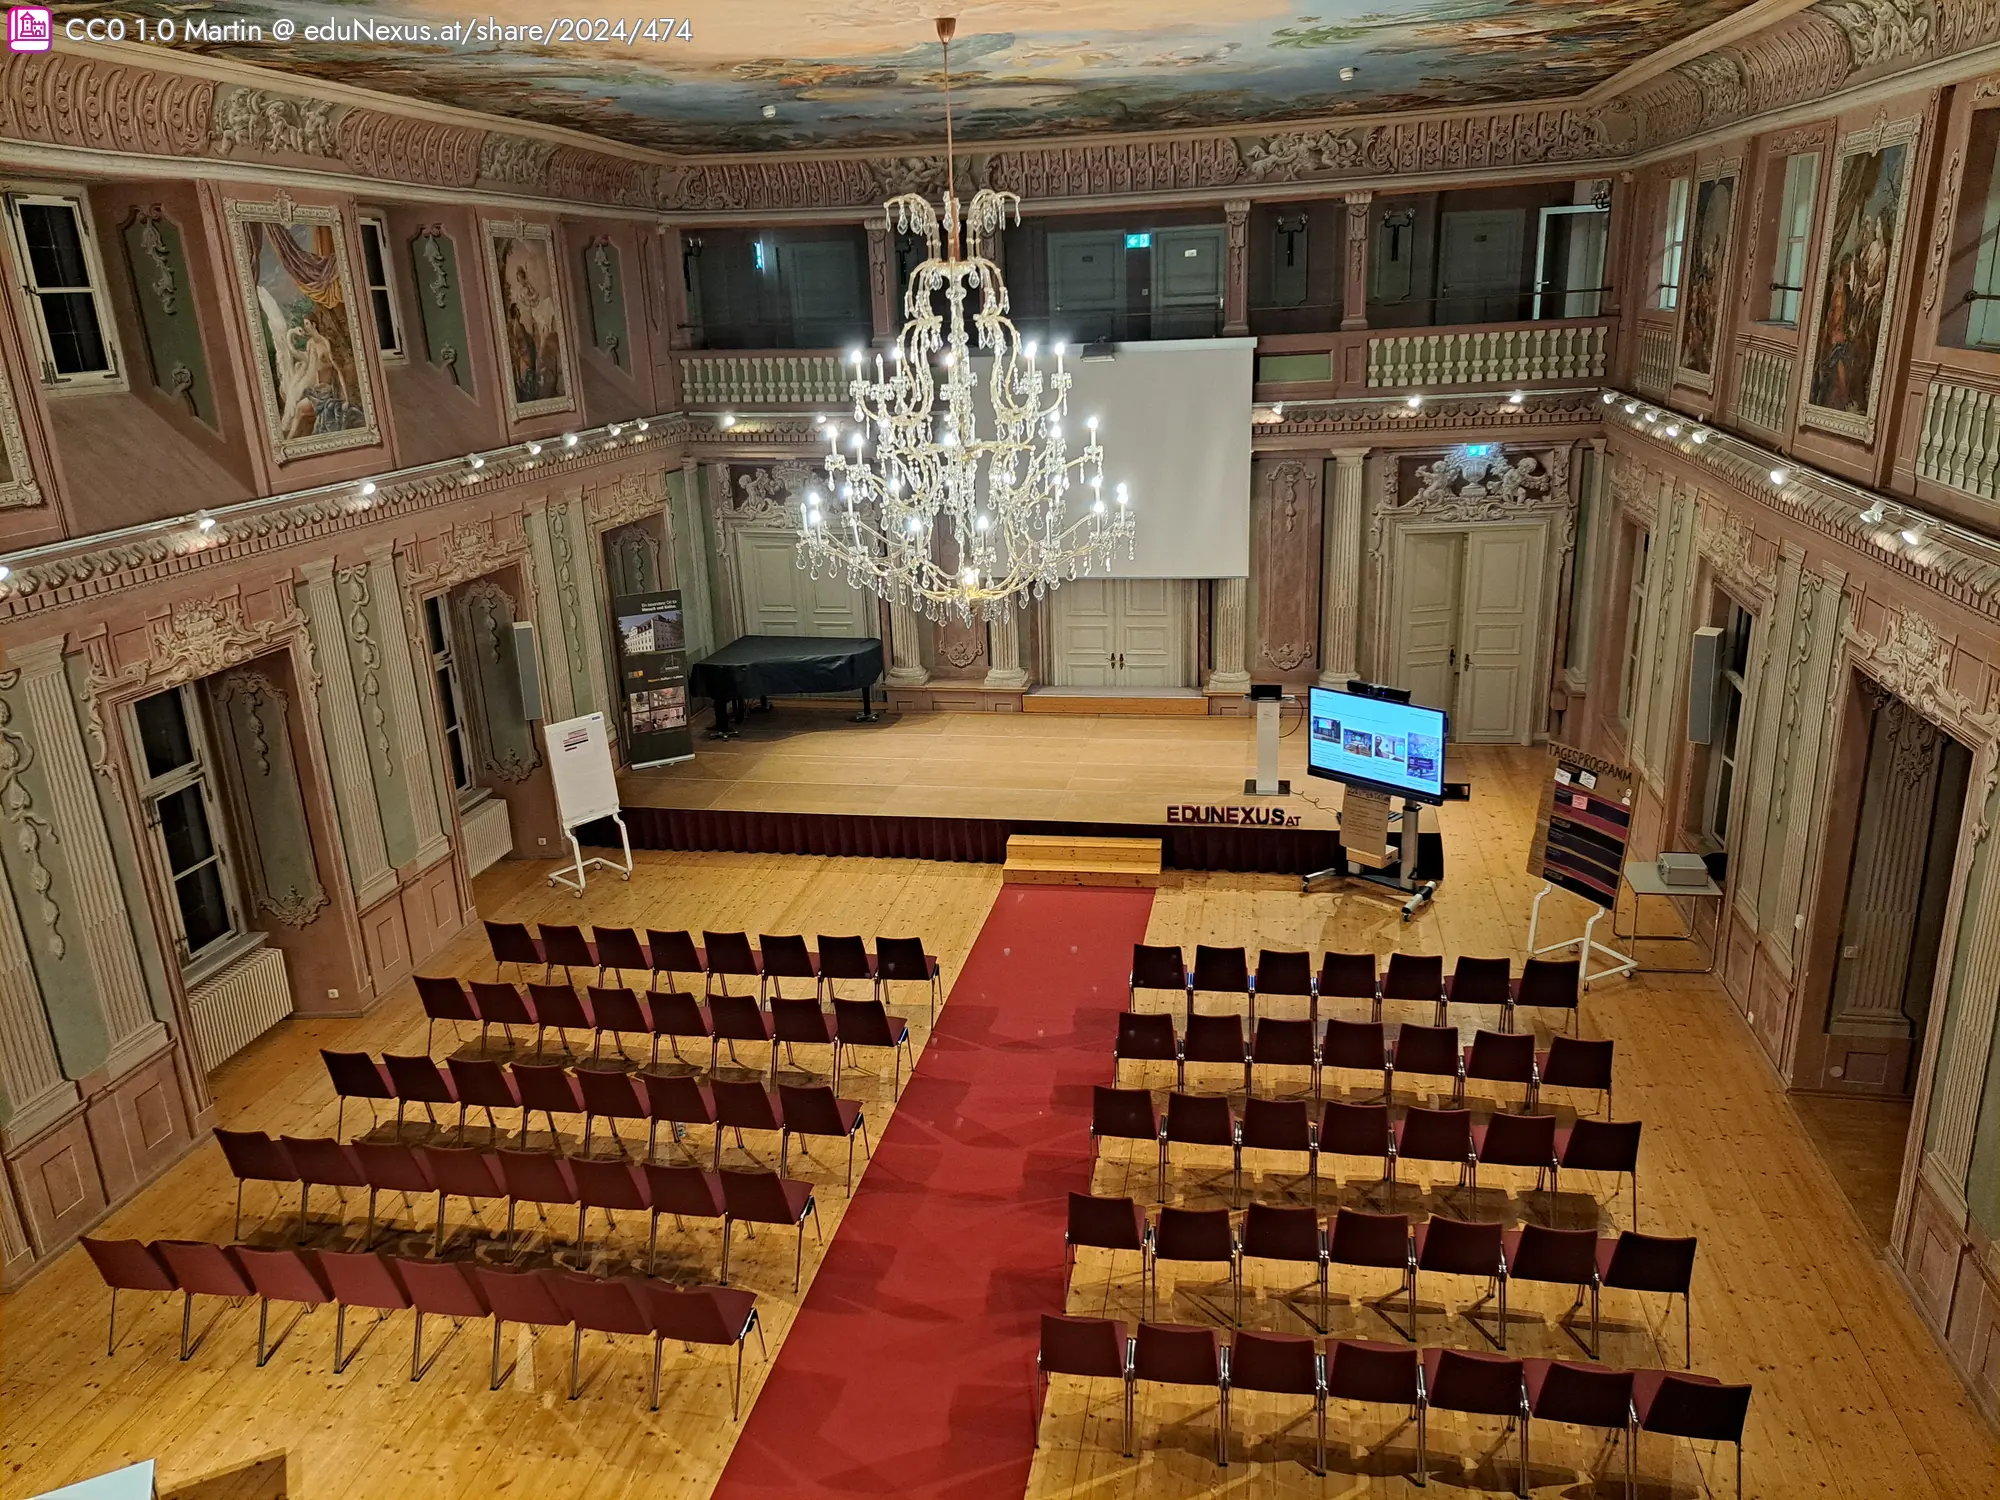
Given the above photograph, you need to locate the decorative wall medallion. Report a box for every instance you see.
[940,640,980,669]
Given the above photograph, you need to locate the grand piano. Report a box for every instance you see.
[688,635,885,737]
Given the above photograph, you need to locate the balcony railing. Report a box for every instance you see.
[680,352,848,408]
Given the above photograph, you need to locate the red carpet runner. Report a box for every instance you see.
[711,884,1155,1500]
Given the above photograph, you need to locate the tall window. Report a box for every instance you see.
[4,189,122,388]
[357,215,404,358]
[426,595,476,800]
[128,686,243,971]
[1968,147,2000,348]
[1619,529,1652,727]
[1657,177,1690,310]
[1704,603,1754,846]
[1766,154,1818,325]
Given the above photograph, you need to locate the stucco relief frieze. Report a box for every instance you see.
[338,110,481,188]
[212,85,343,157]
[1846,607,1983,737]
[403,521,526,593]
[0,50,213,156]
[0,670,64,962]
[1698,505,1778,604]
[145,594,307,688]
[1820,0,1938,67]
[477,132,557,189]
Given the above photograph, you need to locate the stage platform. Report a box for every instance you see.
[599,707,1517,877]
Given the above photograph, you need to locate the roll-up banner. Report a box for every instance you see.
[611,589,695,768]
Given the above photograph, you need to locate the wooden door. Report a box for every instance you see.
[1047,579,1189,688]
[1456,525,1544,744]
[1393,531,1462,718]
[1115,578,1184,687]
[1151,226,1224,338]
[733,530,872,640]
[1049,579,1118,686]
[1438,210,1526,323]
[1048,231,1126,339]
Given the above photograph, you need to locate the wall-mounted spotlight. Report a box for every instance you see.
[359,480,377,497]
[1405,393,1424,410]
[195,511,216,532]
[1768,467,1789,486]
[1900,519,1927,547]
[526,441,544,457]
[1859,500,1886,525]
[1508,390,1525,405]
[720,413,737,428]
[563,432,579,448]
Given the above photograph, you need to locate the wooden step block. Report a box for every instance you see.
[1020,693,1209,717]
[1003,834,1164,888]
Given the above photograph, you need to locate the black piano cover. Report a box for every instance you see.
[688,635,885,702]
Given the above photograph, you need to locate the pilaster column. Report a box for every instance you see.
[0,812,77,1146]
[885,600,929,687]
[1206,578,1252,694]
[1923,736,2000,1214]
[1317,449,1369,686]
[1341,191,1373,331]
[299,561,397,908]
[984,607,1029,690]
[367,546,449,867]
[12,638,163,1075]
[866,219,898,348]
[1223,199,1251,338]
[523,505,576,725]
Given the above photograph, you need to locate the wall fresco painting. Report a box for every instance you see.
[481,220,577,422]
[1674,169,1736,393]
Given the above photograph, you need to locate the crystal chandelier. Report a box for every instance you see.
[798,17,1135,624]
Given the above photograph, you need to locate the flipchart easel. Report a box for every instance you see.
[543,712,632,895]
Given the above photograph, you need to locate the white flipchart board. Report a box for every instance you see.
[542,712,632,894]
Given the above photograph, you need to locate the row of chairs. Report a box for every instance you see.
[1064,1194,1697,1364]
[1115,1014,1615,1115]
[403,983,916,1097]
[214,1129,821,1288]
[1130,946,1582,1031]
[484,921,942,1019]
[1035,1315,1749,1496]
[1089,1085,1644,1219]
[80,1238,764,1415]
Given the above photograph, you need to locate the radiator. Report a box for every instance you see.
[187,946,293,1073]
[462,795,514,876]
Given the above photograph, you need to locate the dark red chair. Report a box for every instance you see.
[1163,1091,1239,1206]
[1598,1230,1698,1365]
[469,981,534,1048]
[646,929,705,991]
[1147,1206,1237,1322]
[777,1084,870,1193]
[511,1062,584,1146]
[1114,1010,1179,1087]
[470,1264,569,1389]
[213,1128,297,1240]
[770,996,837,1085]
[569,1157,648,1264]
[1229,1329,1325,1474]
[1556,1117,1643,1225]
[1317,952,1380,1019]
[416,1144,504,1253]
[1181,1012,1248,1095]
[1473,1111,1559,1195]
[1504,1223,1603,1357]
[1131,1321,1228,1466]
[1509,957,1582,1033]
[352,1140,436,1247]
[1631,1370,1752,1498]
[1523,1359,1636,1496]
[719,1169,818,1291]
[832,997,913,1097]
[1239,1203,1327,1326]
[1327,1208,1416,1340]
[1130,944,1189,1013]
[484,918,545,981]
[1317,1100,1392,1189]
[642,1163,727,1275]
[758,933,820,1001]
[526,982,591,1057]
[874,935,941,1024]
[713,1079,790,1172]
[1250,1018,1317,1100]
[80,1237,177,1355]
[495,1149,580,1259]
[1320,1019,1390,1100]
[1390,1024,1463,1103]
[235,1246,334,1367]
[538,923,599,983]
[1189,944,1250,1022]
[592,925,651,983]
[644,988,712,1067]
[636,1283,763,1417]
[1538,1034,1615,1116]
[1444,956,1513,1019]
[154,1240,254,1360]
[707,992,776,1079]
[384,1052,459,1133]
[702,930,761,998]
[1381,952,1447,1026]
[446,1056,520,1145]
[1413,1215,1509,1348]
[1035,1314,1132,1455]
[1463,1029,1539,1110]
[1393,1106,1475,1194]
[1090,1086,1164,1200]
[640,1072,718,1163]
[318,1249,412,1375]
[1064,1191,1150,1300]
[814,934,875,1001]
[279,1135,366,1241]
[321,1049,395,1139]
[584,985,651,1062]
[394,1257,490,1382]
[576,1068,648,1156]
[1325,1339,1424,1479]
[1421,1347,1529,1497]
[415,975,478,1052]
[1252,949,1315,1025]
[1239,1096,1317,1202]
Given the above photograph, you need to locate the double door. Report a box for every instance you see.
[1048,578,1190,688]
[1392,526,1545,743]
[1047,227,1225,341]
[731,529,873,638]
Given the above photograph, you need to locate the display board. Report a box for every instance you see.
[1526,741,1633,908]
[611,588,694,767]
[1307,685,1447,804]
[544,712,620,829]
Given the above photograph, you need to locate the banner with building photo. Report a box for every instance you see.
[611,589,694,768]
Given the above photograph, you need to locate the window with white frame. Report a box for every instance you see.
[1766,154,1818,325]
[1619,528,1652,727]
[426,594,477,801]
[4,189,122,389]
[357,215,405,359]
[128,686,245,971]
[1703,603,1754,847]
[1657,177,1690,311]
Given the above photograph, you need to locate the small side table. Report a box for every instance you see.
[1617,860,1724,974]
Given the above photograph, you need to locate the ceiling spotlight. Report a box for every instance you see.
[1339,65,1357,81]
[1508,390,1525,405]
[0,565,10,583]
[635,418,649,432]
[526,441,543,456]
[608,423,623,437]
[720,413,737,428]
[359,480,377,496]
[1901,520,1927,547]
[467,453,485,470]
[1600,392,1615,404]
[1642,410,1657,423]
[1405,393,1424,410]
[1769,467,1789,486]
[563,431,579,448]
[1860,500,1886,524]
[762,103,778,119]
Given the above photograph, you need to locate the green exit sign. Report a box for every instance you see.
[1124,232,1151,248]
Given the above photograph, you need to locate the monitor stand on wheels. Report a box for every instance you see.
[1300,787,1439,921]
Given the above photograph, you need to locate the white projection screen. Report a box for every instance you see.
[971,338,1253,578]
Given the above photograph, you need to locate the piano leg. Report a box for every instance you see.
[854,683,880,723]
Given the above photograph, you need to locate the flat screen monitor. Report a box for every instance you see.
[1306,685,1447,805]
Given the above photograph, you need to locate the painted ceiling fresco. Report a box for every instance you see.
[73,0,1760,153]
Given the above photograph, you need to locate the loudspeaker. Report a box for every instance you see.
[510,620,544,722]
[1687,625,1723,745]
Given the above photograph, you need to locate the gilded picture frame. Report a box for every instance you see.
[480,218,578,422]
